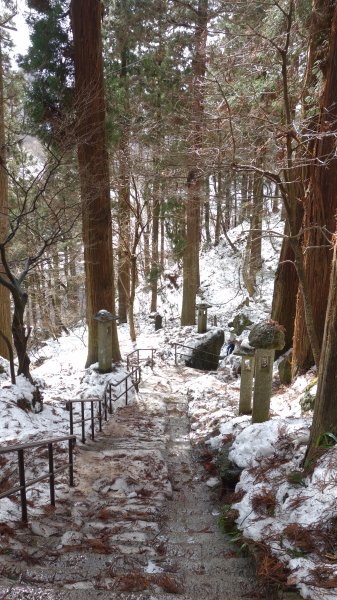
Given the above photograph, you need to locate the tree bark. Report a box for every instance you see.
[150,177,161,313]
[305,234,337,465]
[203,176,211,245]
[214,172,222,245]
[117,44,130,324]
[249,172,263,279]
[292,0,337,375]
[0,41,12,359]
[271,220,300,357]
[71,0,120,365]
[117,140,130,323]
[181,0,208,325]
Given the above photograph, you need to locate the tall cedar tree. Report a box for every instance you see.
[0,37,11,359]
[304,0,337,462]
[70,0,121,366]
[181,0,208,325]
[292,0,336,375]
[305,234,337,465]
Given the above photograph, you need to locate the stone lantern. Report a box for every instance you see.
[196,302,212,334]
[248,321,285,423]
[234,343,255,415]
[93,310,118,373]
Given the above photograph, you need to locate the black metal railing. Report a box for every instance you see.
[0,435,76,523]
[174,342,223,369]
[67,397,107,444]
[126,348,154,370]
[104,366,141,410]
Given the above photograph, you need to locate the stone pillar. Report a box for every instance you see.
[154,314,163,330]
[94,310,116,373]
[239,355,255,415]
[196,303,211,334]
[252,349,275,422]
[248,320,285,423]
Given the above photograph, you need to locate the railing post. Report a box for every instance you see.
[69,402,73,436]
[18,449,28,523]
[81,403,85,443]
[125,377,128,405]
[48,443,55,506]
[98,400,102,431]
[109,384,112,413]
[90,401,95,440]
[68,438,74,487]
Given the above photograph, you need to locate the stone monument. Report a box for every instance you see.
[248,320,285,423]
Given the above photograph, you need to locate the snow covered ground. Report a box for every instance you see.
[0,221,336,599]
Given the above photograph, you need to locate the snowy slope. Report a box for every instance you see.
[0,216,334,599]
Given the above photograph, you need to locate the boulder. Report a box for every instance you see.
[185,327,225,371]
[278,356,292,385]
[228,313,253,336]
[215,442,242,489]
[249,320,285,350]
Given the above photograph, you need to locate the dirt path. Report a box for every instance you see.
[144,371,258,599]
[0,365,262,599]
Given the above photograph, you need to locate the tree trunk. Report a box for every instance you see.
[12,294,31,380]
[117,44,130,324]
[271,220,300,357]
[52,251,63,336]
[129,254,137,342]
[150,177,161,313]
[181,171,201,325]
[160,212,165,269]
[214,172,222,245]
[71,0,120,365]
[305,234,337,465]
[292,0,337,375]
[0,41,12,359]
[223,175,232,232]
[117,141,130,323]
[181,0,207,326]
[203,176,211,244]
[249,172,263,280]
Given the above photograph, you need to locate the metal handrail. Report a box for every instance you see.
[104,366,141,410]
[0,435,76,523]
[174,342,224,367]
[126,348,154,370]
[67,397,107,444]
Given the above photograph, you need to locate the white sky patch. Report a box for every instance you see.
[8,0,31,63]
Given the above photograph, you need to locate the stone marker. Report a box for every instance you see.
[154,313,163,330]
[234,343,255,415]
[196,302,212,334]
[93,310,117,373]
[249,320,285,423]
[185,328,224,370]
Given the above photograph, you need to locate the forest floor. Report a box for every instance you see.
[0,363,299,600]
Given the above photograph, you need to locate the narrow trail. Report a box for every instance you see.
[0,364,262,599]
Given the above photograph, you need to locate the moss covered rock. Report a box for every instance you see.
[215,442,242,488]
[249,320,285,350]
[228,313,253,336]
[278,356,292,385]
[300,378,317,413]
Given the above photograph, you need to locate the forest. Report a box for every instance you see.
[1,0,337,520]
